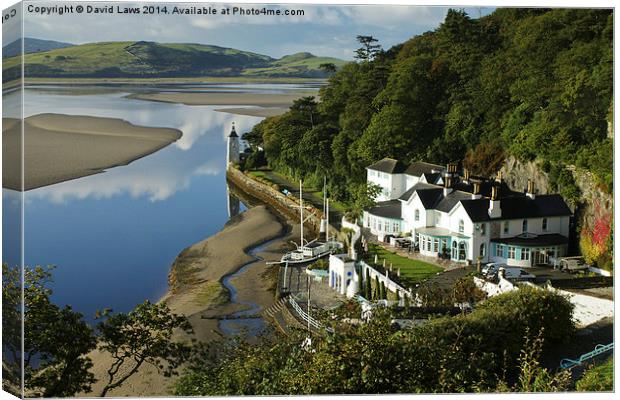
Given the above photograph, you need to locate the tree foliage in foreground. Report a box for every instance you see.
[175,288,575,395]
[1,264,193,397]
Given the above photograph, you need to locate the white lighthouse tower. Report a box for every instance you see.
[226,122,240,167]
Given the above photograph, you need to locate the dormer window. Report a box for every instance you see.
[415,209,420,222]
[522,219,528,233]
[542,218,548,231]
[459,219,464,233]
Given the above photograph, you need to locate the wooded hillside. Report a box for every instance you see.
[244,9,613,205]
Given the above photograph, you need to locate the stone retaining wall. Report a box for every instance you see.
[227,166,339,238]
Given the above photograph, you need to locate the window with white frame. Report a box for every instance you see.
[522,219,528,233]
[522,248,530,261]
[459,219,464,233]
[433,238,439,253]
[496,244,504,258]
[481,223,486,236]
[479,243,485,257]
[508,246,515,259]
[415,209,419,222]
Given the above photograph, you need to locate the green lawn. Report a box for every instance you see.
[576,357,613,391]
[367,244,443,285]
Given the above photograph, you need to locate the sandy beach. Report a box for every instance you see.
[128,91,317,108]
[2,114,182,191]
[83,205,292,397]
[214,107,290,118]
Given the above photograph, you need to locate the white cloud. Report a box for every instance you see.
[193,161,222,176]
[340,6,446,30]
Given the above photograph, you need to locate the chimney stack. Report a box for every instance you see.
[471,179,482,199]
[526,179,536,199]
[488,185,501,218]
[443,175,453,196]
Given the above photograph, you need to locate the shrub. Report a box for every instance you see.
[175,288,576,395]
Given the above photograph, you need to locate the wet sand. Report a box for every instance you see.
[215,107,289,117]
[2,114,182,191]
[83,205,291,397]
[127,91,317,107]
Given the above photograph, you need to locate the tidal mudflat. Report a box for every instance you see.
[2,113,181,190]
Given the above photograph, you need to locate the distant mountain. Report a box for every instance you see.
[2,37,74,58]
[2,41,347,81]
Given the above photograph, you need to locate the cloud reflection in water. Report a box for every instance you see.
[19,88,263,203]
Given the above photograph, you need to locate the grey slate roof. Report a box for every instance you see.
[367,158,407,174]
[435,191,475,213]
[460,194,572,222]
[421,172,442,184]
[491,234,568,247]
[405,161,445,177]
[452,179,517,198]
[398,182,439,201]
[366,200,403,220]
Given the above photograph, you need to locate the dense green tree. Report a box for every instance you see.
[354,35,382,62]
[96,301,194,396]
[248,8,611,204]
[2,264,195,397]
[2,264,97,397]
[319,62,337,74]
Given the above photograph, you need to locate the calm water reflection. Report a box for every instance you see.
[2,84,310,321]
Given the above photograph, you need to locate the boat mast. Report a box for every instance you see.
[300,180,304,247]
[326,198,330,242]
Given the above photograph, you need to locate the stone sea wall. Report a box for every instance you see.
[226,166,339,238]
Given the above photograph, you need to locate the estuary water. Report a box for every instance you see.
[1,83,315,321]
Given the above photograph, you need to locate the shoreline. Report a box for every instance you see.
[214,107,289,118]
[84,204,295,397]
[14,77,325,86]
[126,91,318,108]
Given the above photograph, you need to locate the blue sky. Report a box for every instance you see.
[8,2,494,60]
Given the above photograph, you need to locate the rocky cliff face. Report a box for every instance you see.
[501,156,612,227]
[500,157,551,196]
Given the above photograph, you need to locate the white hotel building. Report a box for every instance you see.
[363,158,572,267]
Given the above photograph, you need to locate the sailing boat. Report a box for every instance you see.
[269,180,342,265]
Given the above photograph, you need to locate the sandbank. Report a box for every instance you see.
[214,107,289,117]
[127,91,317,107]
[2,113,182,191]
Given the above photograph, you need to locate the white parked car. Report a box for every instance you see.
[496,267,536,281]
[482,262,507,277]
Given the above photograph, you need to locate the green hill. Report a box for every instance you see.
[2,41,347,81]
[244,52,346,78]
[2,37,74,58]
